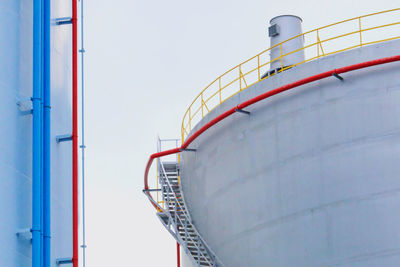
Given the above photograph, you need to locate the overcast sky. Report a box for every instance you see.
[83,0,399,266]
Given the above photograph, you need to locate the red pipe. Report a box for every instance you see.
[177,242,181,267]
[144,55,400,213]
[144,148,180,209]
[146,55,400,267]
[72,0,79,266]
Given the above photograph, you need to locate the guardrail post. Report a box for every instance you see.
[316,29,325,57]
[280,43,283,70]
[219,78,222,104]
[239,65,242,91]
[359,17,363,46]
[181,126,185,143]
[201,94,204,118]
[189,108,191,132]
[257,55,260,81]
[317,30,320,57]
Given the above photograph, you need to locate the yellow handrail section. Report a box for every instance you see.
[181,8,400,142]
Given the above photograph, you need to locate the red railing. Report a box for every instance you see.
[144,54,400,211]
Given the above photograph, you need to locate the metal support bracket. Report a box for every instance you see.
[142,189,162,193]
[180,148,196,152]
[55,17,73,25]
[332,73,344,81]
[235,108,250,115]
[17,98,33,116]
[56,258,73,265]
[56,134,72,143]
[16,228,32,241]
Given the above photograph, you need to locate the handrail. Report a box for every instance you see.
[156,138,181,208]
[158,158,217,266]
[181,8,400,142]
[145,56,400,251]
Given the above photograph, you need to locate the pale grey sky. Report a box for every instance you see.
[83,1,399,266]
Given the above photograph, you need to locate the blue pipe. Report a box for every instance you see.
[32,0,43,266]
[80,0,87,265]
[40,1,45,265]
[43,0,51,265]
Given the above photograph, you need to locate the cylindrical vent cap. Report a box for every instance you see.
[269,15,304,71]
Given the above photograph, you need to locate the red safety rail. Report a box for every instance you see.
[72,0,79,266]
[177,242,181,267]
[144,54,400,214]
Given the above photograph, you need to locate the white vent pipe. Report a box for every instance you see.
[269,15,305,71]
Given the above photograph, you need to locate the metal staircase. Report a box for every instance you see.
[152,139,223,267]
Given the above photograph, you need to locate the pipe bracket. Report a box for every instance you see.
[56,258,73,265]
[56,134,73,143]
[54,17,73,25]
[143,189,162,193]
[332,73,344,81]
[17,99,33,115]
[235,108,251,115]
[16,228,32,240]
[180,148,197,152]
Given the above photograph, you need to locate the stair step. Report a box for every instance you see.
[158,161,216,266]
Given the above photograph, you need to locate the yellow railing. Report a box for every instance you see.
[156,139,181,209]
[181,8,400,142]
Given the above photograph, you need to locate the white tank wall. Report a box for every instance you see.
[181,40,400,266]
[0,0,73,266]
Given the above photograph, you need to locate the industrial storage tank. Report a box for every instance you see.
[144,8,400,267]
[181,39,400,267]
[1,0,83,266]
